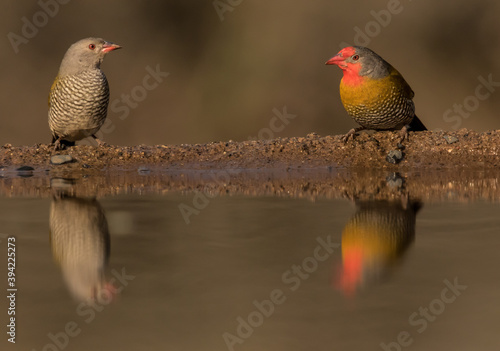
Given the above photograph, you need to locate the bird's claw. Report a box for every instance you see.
[92,135,107,147]
[96,139,107,147]
[53,139,63,151]
[398,125,409,144]
[341,127,363,143]
[341,133,353,143]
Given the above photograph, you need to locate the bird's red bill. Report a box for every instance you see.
[325,54,345,67]
[102,43,121,53]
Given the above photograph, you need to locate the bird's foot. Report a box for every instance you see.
[52,139,75,151]
[52,139,62,152]
[52,139,69,151]
[398,125,409,144]
[92,135,107,147]
[341,127,365,143]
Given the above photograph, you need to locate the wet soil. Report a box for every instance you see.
[2,129,500,170]
[1,129,500,201]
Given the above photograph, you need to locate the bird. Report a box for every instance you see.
[50,194,115,303]
[48,37,121,150]
[326,46,426,142]
[336,199,421,297]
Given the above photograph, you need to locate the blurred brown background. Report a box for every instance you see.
[1,0,499,147]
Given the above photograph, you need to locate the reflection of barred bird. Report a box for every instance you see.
[50,195,112,303]
[337,200,421,296]
[326,46,427,142]
[48,37,121,150]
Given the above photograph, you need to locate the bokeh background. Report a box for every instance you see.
[1,0,499,147]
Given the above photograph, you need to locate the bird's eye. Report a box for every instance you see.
[352,55,359,61]
[88,44,96,50]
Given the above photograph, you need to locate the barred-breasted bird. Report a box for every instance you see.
[326,46,426,142]
[50,195,113,303]
[49,38,121,150]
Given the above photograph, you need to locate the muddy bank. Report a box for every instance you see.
[1,129,500,201]
[1,129,500,171]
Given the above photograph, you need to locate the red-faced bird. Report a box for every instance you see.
[326,46,426,142]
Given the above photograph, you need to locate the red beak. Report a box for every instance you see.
[102,42,121,53]
[325,53,345,66]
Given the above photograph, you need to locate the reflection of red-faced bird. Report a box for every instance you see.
[336,200,420,297]
[326,46,426,142]
[49,37,121,150]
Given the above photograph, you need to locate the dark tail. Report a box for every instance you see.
[409,115,427,131]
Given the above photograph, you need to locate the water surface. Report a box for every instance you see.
[0,173,499,351]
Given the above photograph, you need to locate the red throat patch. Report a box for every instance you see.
[341,63,364,87]
[333,47,364,87]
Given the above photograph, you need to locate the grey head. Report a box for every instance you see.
[350,46,392,79]
[327,46,393,79]
[58,37,121,77]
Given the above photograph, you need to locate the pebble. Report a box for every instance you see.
[444,135,459,144]
[16,165,34,171]
[50,155,73,165]
[16,165,34,177]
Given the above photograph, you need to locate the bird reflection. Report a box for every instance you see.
[50,193,114,303]
[336,198,421,296]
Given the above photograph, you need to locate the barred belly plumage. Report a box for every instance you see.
[49,69,109,142]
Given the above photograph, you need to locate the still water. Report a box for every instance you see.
[0,174,499,350]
